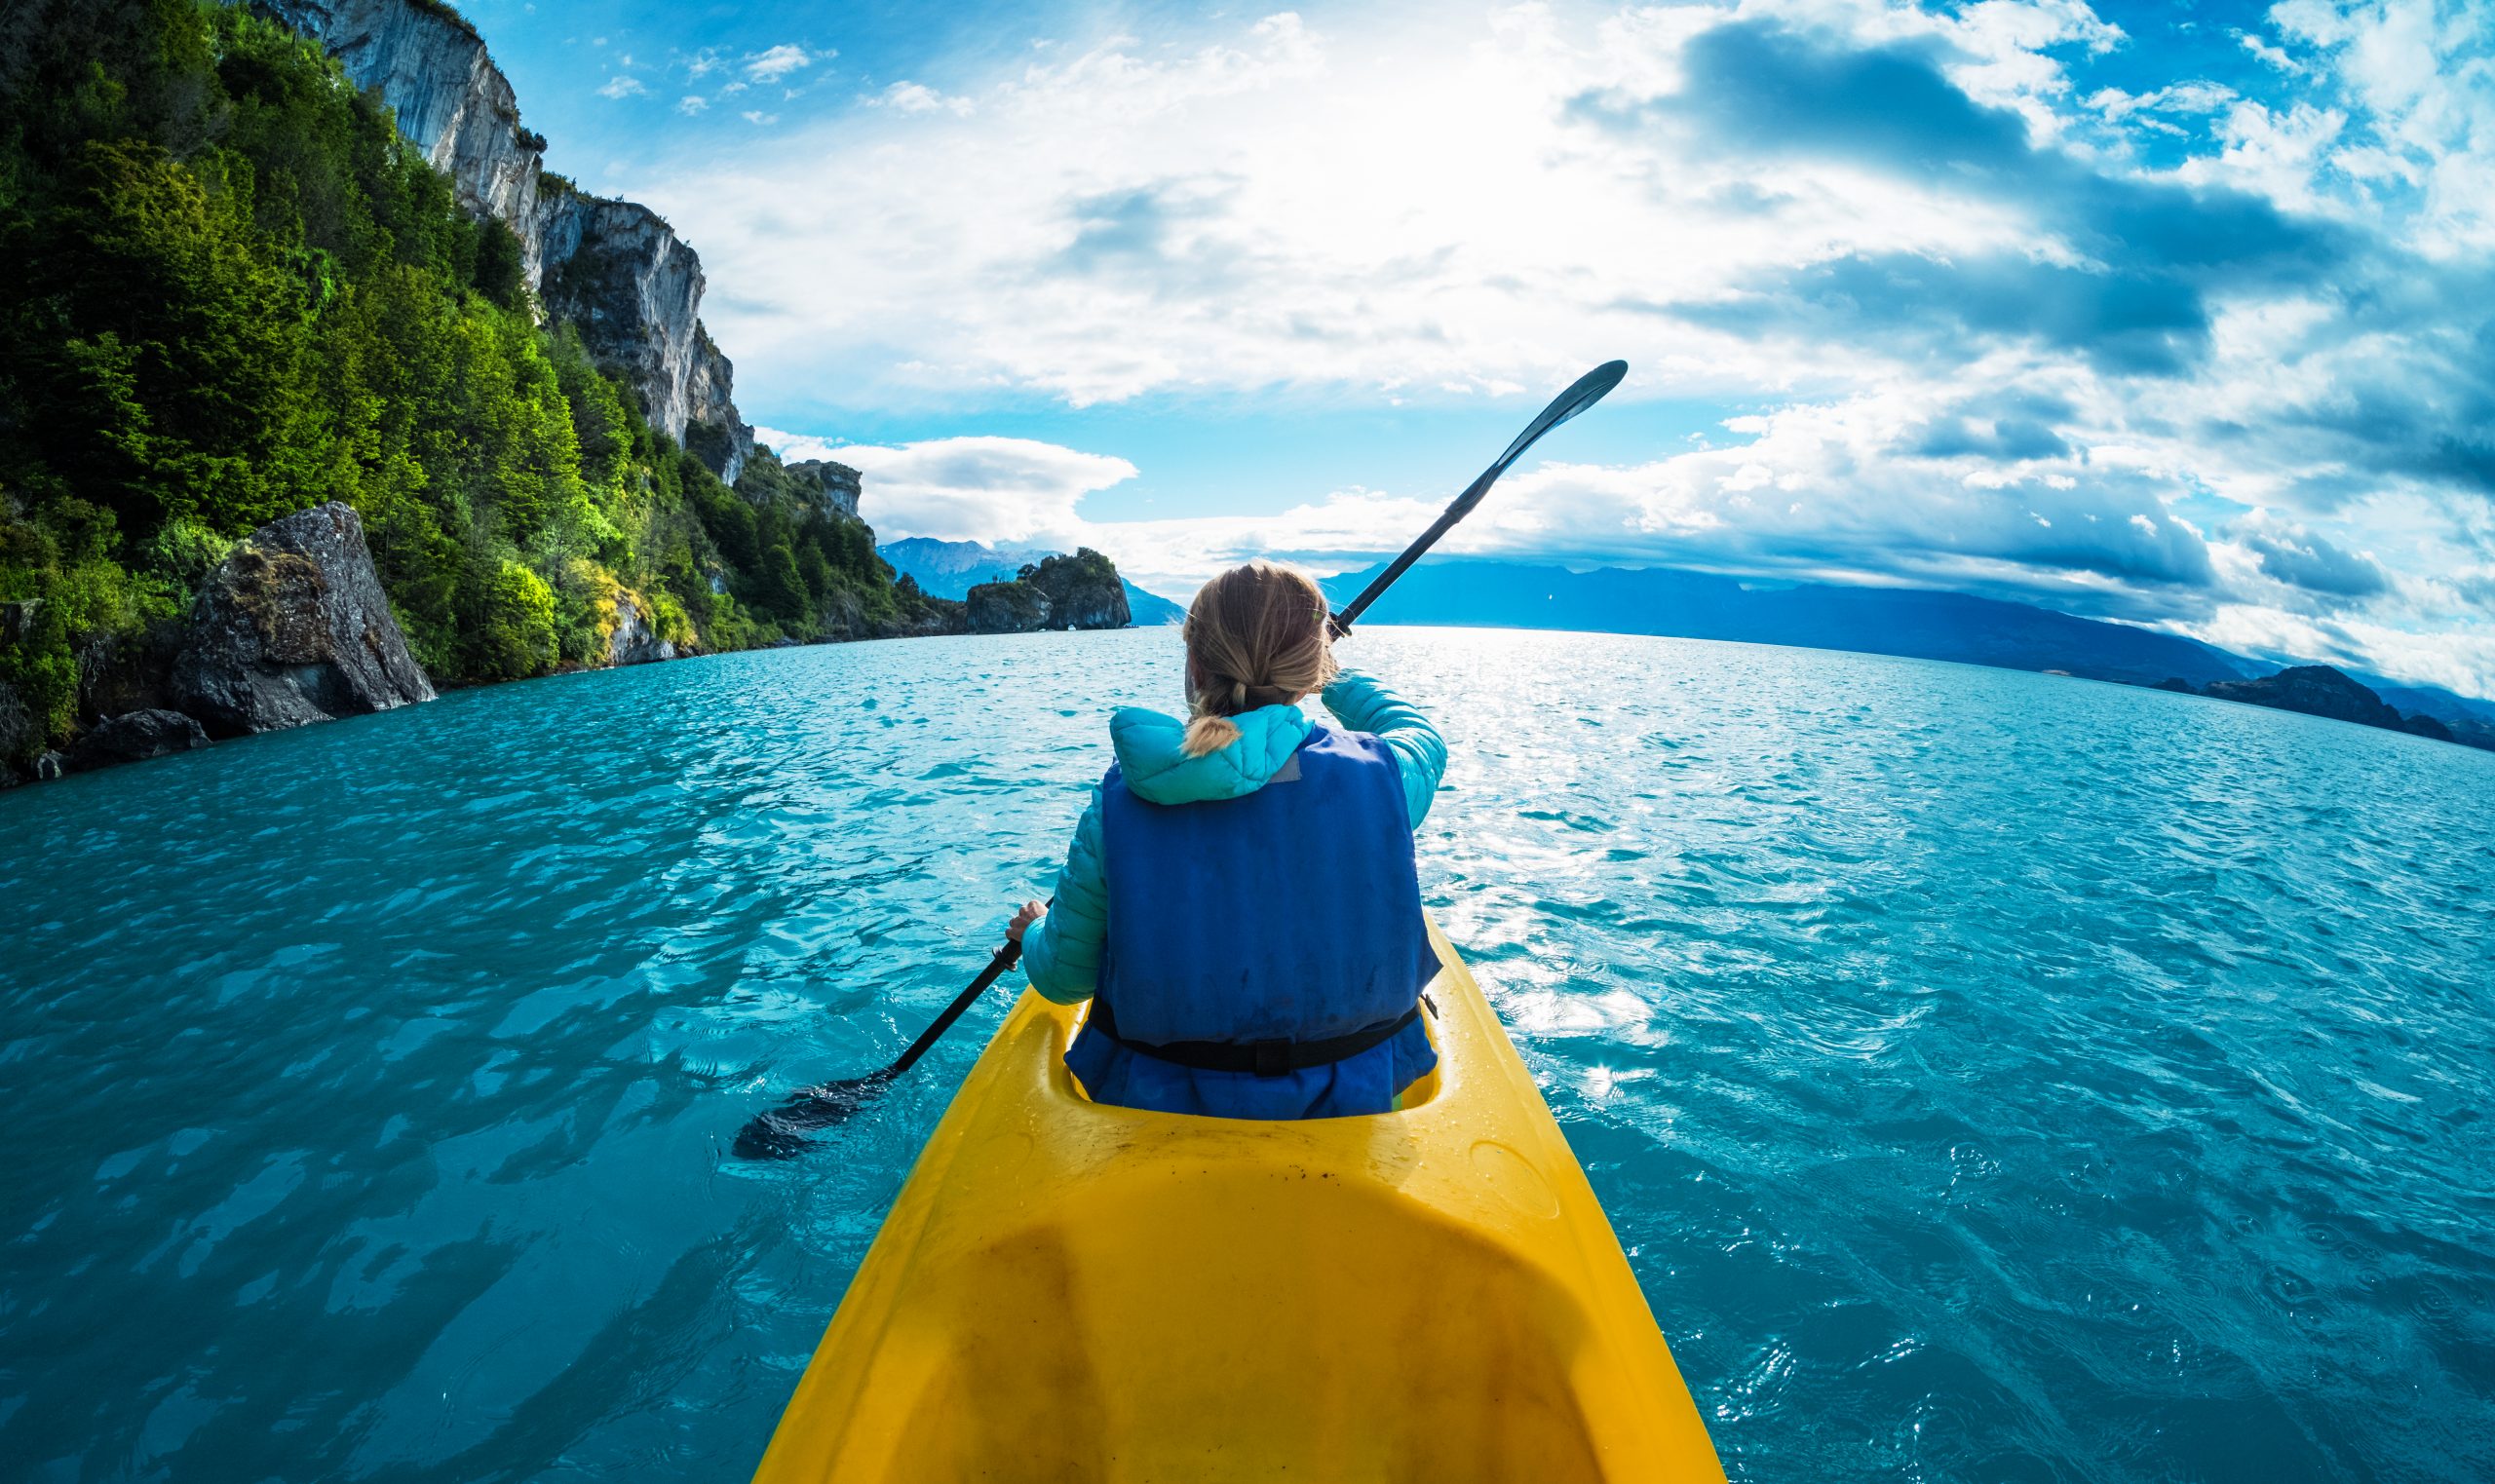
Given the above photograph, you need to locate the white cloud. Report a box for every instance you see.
[2239,30,2308,74]
[776,435,1141,544]
[650,3,2495,693]
[595,74,644,99]
[677,95,708,115]
[641,6,2089,408]
[874,81,974,115]
[741,110,778,126]
[745,44,816,82]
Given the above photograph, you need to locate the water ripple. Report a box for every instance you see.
[3,628,2492,1481]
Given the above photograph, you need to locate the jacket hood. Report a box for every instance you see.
[1109,704,1312,805]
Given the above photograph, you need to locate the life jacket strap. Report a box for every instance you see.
[1088,994,1425,1079]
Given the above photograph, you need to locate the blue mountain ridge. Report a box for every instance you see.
[878,538,1185,624]
[1315,558,2495,719]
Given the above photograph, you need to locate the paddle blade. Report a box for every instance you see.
[732,1075,892,1160]
[1490,359,1628,473]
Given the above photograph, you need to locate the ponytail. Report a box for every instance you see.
[1182,714,1244,756]
[1177,560,1338,757]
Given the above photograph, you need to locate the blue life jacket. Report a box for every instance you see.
[1064,722,1439,1119]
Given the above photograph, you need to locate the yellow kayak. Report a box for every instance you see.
[753,922,1726,1482]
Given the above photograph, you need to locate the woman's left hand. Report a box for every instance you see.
[1007,899,1047,942]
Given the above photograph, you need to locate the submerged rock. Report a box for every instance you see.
[67,709,211,772]
[172,503,436,738]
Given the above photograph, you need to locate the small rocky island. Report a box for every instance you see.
[965,551,1134,633]
[2155,666,2491,750]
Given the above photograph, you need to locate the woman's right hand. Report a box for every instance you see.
[1007,899,1048,942]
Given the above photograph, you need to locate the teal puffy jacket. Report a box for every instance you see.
[1023,670,1447,1003]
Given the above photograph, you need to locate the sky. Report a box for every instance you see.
[461,0,2495,696]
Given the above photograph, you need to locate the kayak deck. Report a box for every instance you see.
[754,923,1725,1482]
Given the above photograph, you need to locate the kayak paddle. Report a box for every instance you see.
[734,361,1628,1159]
[734,931,1033,1158]
[1329,359,1627,634]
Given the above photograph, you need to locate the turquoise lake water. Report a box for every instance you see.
[4,626,2492,1481]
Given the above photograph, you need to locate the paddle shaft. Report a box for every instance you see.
[1329,360,1628,635]
[878,936,1023,1082]
[1329,465,1499,634]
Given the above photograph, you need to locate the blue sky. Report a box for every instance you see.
[461,0,2493,694]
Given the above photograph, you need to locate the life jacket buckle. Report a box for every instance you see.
[1250,1038,1291,1078]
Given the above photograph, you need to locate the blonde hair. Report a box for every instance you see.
[1180,560,1340,756]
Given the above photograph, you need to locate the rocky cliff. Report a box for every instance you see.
[259,0,754,479]
[787,460,864,519]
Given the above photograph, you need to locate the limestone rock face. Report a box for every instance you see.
[1046,578,1133,631]
[0,679,33,777]
[605,592,678,666]
[172,503,437,737]
[259,0,544,265]
[76,620,183,721]
[68,709,211,772]
[263,0,752,474]
[787,460,863,519]
[967,581,1051,633]
[683,326,757,483]
[1022,549,1134,630]
[535,189,754,480]
[960,550,1135,634]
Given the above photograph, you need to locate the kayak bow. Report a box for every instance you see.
[753,922,1725,1483]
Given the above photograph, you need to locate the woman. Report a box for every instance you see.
[1009,560,1448,1119]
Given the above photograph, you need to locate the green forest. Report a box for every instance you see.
[0,0,935,764]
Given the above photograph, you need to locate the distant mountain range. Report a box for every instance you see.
[1318,558,2251,687]
[1315,557,2495,736]
[879,538,1185,624]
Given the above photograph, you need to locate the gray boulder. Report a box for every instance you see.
[68,709,211,772]
[172,502,436,738]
